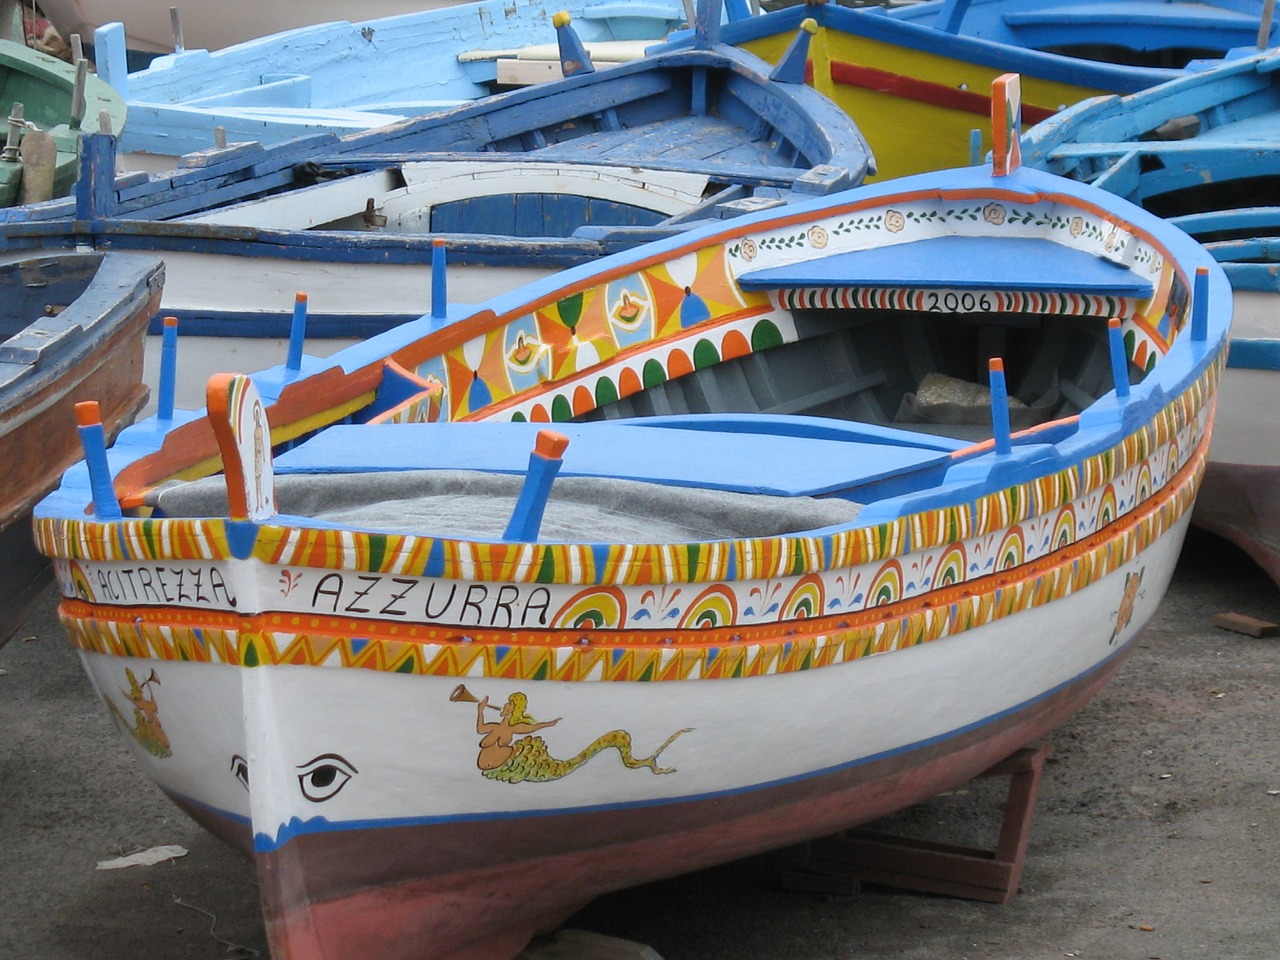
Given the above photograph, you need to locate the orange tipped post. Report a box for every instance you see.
[157,315,179,420]
[287,292,308,371]
[504,429,571,542]
[75,400,122,518]
[988,358,1012,455]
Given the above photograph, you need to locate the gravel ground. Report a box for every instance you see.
[3,526,1278,960]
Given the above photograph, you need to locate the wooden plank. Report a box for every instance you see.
[1213,612,1279,638]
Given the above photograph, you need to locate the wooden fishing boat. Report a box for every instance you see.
[92,0,692,162]
[1,39,127,207]
[1020,48,1280,585]
[885,0,1278,67]
[0,251,162,645]
[652,0,1226,179]
[0,13,870,397]
[33,77,1230,959]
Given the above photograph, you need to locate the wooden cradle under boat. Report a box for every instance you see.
[32,80,1231,960]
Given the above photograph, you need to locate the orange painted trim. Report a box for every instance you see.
[58,421,1209,659]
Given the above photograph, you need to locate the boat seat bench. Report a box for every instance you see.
[270,420,958,499]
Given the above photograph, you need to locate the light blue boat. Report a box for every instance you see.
[96,0,703,158]
[884,0,1279,65]
[1019,47,1280,587]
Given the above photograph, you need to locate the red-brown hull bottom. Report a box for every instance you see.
[158,644,1135,960]
[1192,461,1280,588]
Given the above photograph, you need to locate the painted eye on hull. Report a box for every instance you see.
[230,754,250,790]
[296,754,358,802]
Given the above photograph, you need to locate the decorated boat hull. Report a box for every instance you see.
[1020,48,1280,586]
[34,79,1231,959]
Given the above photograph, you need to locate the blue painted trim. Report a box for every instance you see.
[1226,338,1280,371]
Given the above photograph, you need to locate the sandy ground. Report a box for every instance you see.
[2,526,1278,960]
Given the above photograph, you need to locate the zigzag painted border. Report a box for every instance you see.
[34,357,1220,587]
[58,422,1206,680]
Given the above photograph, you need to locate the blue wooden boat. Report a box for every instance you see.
[31,76,1231,960]
[0,251,163,645]
[94,0,696,160]
[0,14,870,410]
[650,0,1271,179]
[885,0,1278,66]
[1020,47,1280,586]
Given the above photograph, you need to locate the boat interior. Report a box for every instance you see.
[0,255,102,342]
[145,280,1145,541]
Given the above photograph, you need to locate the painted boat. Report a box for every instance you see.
[92,0,694,162]
[0,15,870,405]
[650,0,1234,179]
[1020,48,1280,584]
[0,251,162,644]
[1,39,128,206]
[885,0,1278,67]
[33,77,1231,960]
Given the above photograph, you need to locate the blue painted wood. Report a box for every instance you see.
[653,0,1187,94]
[887,0,1278,62]
[99,0,698,155]
[272,420,955,499]
[0,37,872,339]
[737,236,1155,296]
[1021,47,1280,300]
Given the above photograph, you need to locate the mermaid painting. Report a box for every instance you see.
[472,691,691,784]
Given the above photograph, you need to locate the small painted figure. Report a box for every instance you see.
[474,691,690,784]
[1111,568,1145,644]
[105,667,172,758]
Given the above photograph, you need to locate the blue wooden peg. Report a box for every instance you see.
[75,401,123,520]
[1107,318,1131,401]
[988,358,1012,455]
[553,11,596,77]
[74,132,116,221]
[93,22,130,98]
[157,316,179,421]
[287,292,307,372]
[1191,266,1209,342]
[694,0,723,49]
[431,239,448,319]
[769,18,817,85]
[504,430,571,542]
[969,128,982,166]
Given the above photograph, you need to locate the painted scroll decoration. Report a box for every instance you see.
[207,373,276,521]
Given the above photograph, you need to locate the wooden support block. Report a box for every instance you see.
[1212,612,1279,638]
[518,929,664,960]
[783,743,1051,904]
